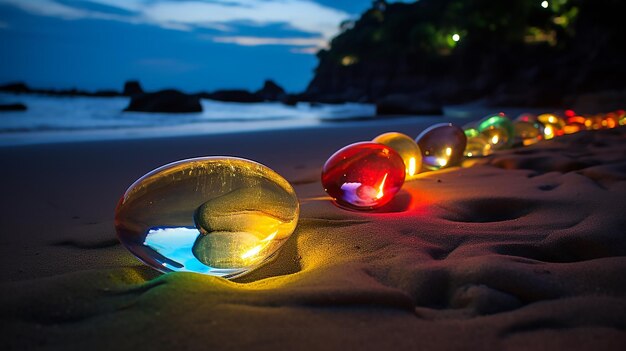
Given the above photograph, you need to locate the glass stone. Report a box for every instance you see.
[464,128,480,138]
[372,132,422,179]
[564,115,587,134]
[602,113,619,129]
[477,114,514,150]
[321,142,405,210]
[586,114,605,130]
[537,113,565,139]
[616,110,626,126]
[462,122,480,138]
[115,157,300,278]
[415,123,467,171]
[464,135,493,158]
[514,121,544,146]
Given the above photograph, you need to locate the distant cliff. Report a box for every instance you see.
[305,0,626,107]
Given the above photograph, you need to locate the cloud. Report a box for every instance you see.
[0,0,351,51]
[139,0,349,39]
[0,0,87,19]
[210,35,326,47]
[289,46,320,54]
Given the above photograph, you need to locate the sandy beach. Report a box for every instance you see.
[1,120,625,350]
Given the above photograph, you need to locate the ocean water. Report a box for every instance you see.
[0,93,376,146]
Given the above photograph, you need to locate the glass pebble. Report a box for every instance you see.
[464,135,493,157]
[115,157,299,278]
[372,132,422,179]
[564,115,587,134]
[322,142,405,210]
[514,121,544,146]
[537,113,565,139]
[415,123,467,171]
[616,110,625,126]
[477,114,514,149]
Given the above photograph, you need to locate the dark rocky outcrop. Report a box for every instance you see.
[305,0,626,108]
[255,80,286,101]
[281,94,299,106]
[376,93,443,116]
[203,80,289,104]
[0,103,27,111]
[0,81,127,97]
[0,83,30,94]
[123,80,143,96]
[124,90,202,113]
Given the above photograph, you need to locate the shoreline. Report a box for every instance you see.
[0,114,446,147]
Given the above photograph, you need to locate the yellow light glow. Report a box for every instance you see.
[408,157,417,176]
[341,55,358,66]
[491,135,499,144]
[467,152,473,157]
[240,245,263,260]
[261,231,278,242]
[541,1,549,9]
[437,158,448,167]
[452,33,460,42]
[376,173,388,199]
[240,230,278,260]
[445,147,452,157]
[544,125,554,139]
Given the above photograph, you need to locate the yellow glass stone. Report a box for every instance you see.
[537,113,566,139]
[617,110,626,126]
[115,157,299,278]
[372,132,423,179]
[513,121,544,146]
[464,135,493,157]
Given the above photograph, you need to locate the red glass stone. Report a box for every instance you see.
[322,142,406,210]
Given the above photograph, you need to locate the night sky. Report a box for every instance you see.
[0,1,408,93]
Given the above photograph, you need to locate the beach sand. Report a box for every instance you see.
[1,120,625,350]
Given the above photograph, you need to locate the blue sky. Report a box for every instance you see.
[0,0,401,93]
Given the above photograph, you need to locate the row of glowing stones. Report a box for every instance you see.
[464,109,625,158]
[321,124,467,210]
[322,109,625,211]
[115,110,623,278]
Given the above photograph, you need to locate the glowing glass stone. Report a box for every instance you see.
[464,135,493,158]
[464,128,480,138]
[372,132,422,179]
[115,157,300,278]
[514,121,544,146]
[602,113,619,129]
[586,114,606,130]
[477,114,514,150]
[463,122,480,138]
[322,142,405,210]
[564,115,587,134]
[617,110,626,126]
[415,123,467,171]
[537,113,565,139]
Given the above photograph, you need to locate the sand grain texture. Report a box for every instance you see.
[1,124,625,350]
